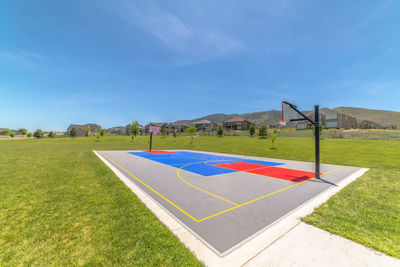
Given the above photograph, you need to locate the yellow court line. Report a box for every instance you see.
[197,166,345,222]
[177,163,239,206]
[100,151,345,223]
[98,152,201,222]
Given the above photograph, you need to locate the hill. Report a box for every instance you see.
[174,107,400,128]
[333,107,400,127]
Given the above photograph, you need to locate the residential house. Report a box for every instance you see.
[66,123,101,136]
[193,120,217,131]
[223,116,253,130]
[168,121,189,132]
[296,110,356,130]
[358,120,381,129]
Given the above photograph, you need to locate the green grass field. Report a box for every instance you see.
[0,136,399,265]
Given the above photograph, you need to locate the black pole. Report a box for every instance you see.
[149,132,153,151]
[314,105,320,179]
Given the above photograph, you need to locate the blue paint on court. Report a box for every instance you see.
[128,151,284,176]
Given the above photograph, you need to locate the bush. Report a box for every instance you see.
[18,128,28,135]
[259,126,268,139]
[48,131,55,138]
[84,127,91,137]
[70,127,77,137]
[217,126,224,137]
[9,132,15,138]
[27,132,33,137]
[270,134,277,149]
[2,129,11,135]
[185,125,196,143]
[99,128,105,137]
[33,129,44,138]
[249,125,255,137]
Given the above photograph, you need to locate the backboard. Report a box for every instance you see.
[282,101,300,122]
[148,125,161,134]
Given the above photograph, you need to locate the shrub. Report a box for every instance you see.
[185,125,196,143]
[131,121,139,141]
[270,134,277,149]
[84,126,91,137]
[217,126,224,137]
[27,132,33,137]
[33,129,44,138]
[9,132,15,138]
[259,126,268,139]
[48,131,55,138]
[99,128,105,137]
[70,127,77,137]
[2,129,11,135]
[18,128,28,135]
[249,125,255,137]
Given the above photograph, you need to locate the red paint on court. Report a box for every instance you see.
[248,167,315,182]
[215,162,271,172]
[215,162,315,182]
[142,150,175,154]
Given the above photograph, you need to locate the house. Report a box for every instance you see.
[296,110,356,130]
[223,116,253,130]
[358,120,381,129]
[107,125,129,135]
[193,120,217,131]
[168,121,189,132]
[66,123,101,136]
[145,122,168,133]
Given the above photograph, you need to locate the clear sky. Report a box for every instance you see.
[1,1,400,131]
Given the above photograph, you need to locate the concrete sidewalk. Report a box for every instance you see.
[244,222,399,267]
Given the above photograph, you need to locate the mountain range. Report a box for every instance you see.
[173,107,400,127]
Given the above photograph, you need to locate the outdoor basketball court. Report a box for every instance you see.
[95,149,363,257]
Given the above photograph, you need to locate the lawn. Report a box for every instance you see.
[0,135,399,265]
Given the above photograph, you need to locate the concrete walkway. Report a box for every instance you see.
[244,222,399,267]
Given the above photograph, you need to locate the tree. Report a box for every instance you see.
[161,126,167,137]
[99,128,105,137]
[48,131,55,138]
[2,129,11,135]
[130,121,139,141]
[27,132,33,137]
[172,129,178,138]
[9,132,15,138]
[217,126,224,137]
[33,129,44,138]
[18,128,28,135]
[259,126,268,139]
[249,124,255,137]
[185,125,196,143]
[70,127,77,137]
[270,134,277,150]
[84,126,91,137]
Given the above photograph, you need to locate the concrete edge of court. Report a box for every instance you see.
[94,150,389,267]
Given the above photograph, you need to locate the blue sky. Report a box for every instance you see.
[1,0,400,131]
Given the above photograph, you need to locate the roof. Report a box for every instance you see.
[147,122,167,126]
[193,119,213,124]
[169,121,190,126]
[223,116,249,123]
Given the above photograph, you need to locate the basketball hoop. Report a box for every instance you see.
[279,120,287,126]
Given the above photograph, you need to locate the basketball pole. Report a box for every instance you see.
[314,105,320,179]
[149,132,153,151]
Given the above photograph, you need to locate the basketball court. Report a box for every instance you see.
[95,149,363,257]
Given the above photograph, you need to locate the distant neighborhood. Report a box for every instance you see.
[1,107,398,137]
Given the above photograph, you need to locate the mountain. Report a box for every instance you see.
[173,107,400,127]
[333,107,400,127]
[174,110,282,127]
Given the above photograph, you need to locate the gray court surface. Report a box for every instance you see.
[96,150,362,256]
